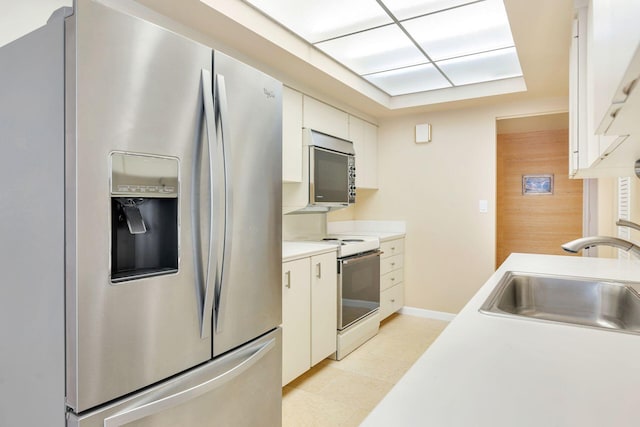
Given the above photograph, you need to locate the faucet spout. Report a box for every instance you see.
[616,219,640,232]
[562,236,640,258]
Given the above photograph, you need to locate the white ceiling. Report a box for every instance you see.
[7,0,573,119]
[242,0,523,97]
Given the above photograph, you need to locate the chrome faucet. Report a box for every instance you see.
[562,236,640,258]
[616,219,640,232]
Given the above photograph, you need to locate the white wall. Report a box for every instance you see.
[353,97,568,314]
[0,0,71,47]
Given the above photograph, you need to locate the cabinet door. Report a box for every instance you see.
[590,0,640,131]
[310,252,337,366]
[349,115,378,189]
[282,258,311,386]
[303,96,349,139]
[363,121,378,189]
[283,87,303,183]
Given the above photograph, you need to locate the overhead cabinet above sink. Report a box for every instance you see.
[570,0,640,178]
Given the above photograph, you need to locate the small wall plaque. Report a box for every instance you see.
[415,123,432,143]
[522,174,553,195]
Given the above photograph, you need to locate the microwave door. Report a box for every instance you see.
[312,148,349,205]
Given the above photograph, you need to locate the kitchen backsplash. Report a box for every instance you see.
[282,213,327,240]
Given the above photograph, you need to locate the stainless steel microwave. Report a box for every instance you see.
[305,128,355,211]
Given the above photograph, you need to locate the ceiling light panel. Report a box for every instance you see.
[315,24,428,75]
[243,0,391,43]
[364,63,451,96]
[402,0,515,61]
[381,0,473,21]
[437,47,522,85]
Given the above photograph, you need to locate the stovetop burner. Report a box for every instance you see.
[322,237,365,243]
[319,235,380,257]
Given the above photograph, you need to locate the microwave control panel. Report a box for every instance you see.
[348,156,356,204]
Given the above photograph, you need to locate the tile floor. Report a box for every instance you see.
[282,313,449,427]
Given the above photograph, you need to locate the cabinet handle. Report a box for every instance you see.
[391,277,395,282]
[623,77,638,97]
[390,262,395,267]
[285,271,291,289]
[391,247,396,251]
[390,298,395,303]
[316,262,321,279]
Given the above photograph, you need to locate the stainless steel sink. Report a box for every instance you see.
[480,272,640,335]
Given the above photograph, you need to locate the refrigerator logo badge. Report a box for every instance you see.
[263,88,276,100]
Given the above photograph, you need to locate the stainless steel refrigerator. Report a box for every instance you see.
[0,0,282,425]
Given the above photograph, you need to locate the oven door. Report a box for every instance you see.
[338,250,381,330]
[310,146,350,206]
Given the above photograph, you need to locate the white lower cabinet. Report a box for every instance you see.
[310,252,338,366]
[282,257,310,386]
[379,237,405,321]
[282,251,337,386]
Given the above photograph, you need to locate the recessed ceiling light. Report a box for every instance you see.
[315,24,428,75]
[364,63,452,96]
[382,0,474,21]
[436,47,522,85]
[402,0,515,61]
[242,0,391,43]
[239,0,524,98]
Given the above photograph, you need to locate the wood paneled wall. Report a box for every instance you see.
[496,129,583,268]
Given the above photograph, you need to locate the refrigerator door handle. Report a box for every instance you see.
[199,68,217,339]
[102,337,276,427]
[214,74,233,335]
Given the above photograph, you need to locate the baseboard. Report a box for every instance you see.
[399,306,456,322]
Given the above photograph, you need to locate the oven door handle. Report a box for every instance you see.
[341,251,381,265]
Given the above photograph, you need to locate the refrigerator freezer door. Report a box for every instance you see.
[67,329,282,427]
[212,51,283,356]
[66,0,213,412]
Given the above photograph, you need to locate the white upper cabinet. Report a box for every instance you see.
[568,8,587,176]
[302,96,349,140]
[590,0,640,136]
[348,115,378,189]
[569,0,640,177]
[282,86,303,183]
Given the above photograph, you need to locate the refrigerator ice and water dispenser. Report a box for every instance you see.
[110,152,179,283]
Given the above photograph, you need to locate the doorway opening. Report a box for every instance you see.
[496,113,583,268]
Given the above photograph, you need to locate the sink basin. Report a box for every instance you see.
[480,272,640,335]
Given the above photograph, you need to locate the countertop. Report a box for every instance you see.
[331,230,405,242]
[361,253,640,427]
[327,220,405,242]
[282,241,337,262]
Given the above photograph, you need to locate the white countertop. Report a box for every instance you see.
[362,253,640,427]
[331,230,405,242]
[282,241,337,262]
[327,220,405,242]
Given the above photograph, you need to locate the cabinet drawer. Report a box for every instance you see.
[381,268,403,291]
[380,254,403,276]
[380,283,404,320]
[380,238,404,259]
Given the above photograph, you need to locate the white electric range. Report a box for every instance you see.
[315,235,381,359]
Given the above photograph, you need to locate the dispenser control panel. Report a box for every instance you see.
[110,152,179,198]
